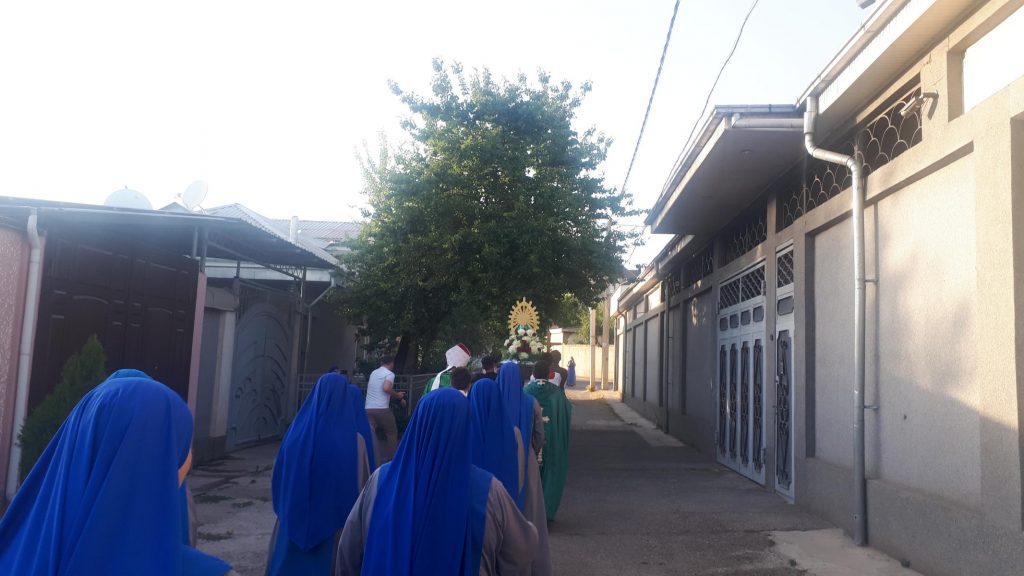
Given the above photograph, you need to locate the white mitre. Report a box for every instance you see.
[427,343,472,392]
[445,343,472,368]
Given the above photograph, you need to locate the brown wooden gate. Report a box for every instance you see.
[29,227,198,408]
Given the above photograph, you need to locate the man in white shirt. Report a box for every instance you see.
[365,356,405,465]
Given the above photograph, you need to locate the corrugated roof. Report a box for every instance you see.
[205,204,339,265]
[0,197,337,270]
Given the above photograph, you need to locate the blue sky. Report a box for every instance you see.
[0,0,869,265]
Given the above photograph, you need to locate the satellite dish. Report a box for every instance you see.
[182,180,208,211]
[104,187,152,210]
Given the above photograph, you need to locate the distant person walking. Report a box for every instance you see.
[365,356,404,465]
[266,372,375,575]
[472,355,499,383]
[550,350,569,388]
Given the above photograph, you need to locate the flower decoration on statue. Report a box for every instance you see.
[503,298,547,361]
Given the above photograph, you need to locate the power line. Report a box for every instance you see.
[679,0,761,155]
[619,0,682,196]
[622,0,761,270]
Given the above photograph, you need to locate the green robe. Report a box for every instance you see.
[426,370,452,394]
[523,379,572,521]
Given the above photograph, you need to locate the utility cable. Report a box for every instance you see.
[679,0,761,155]
[619,0,682,196]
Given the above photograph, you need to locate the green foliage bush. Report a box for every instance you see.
[18,335,107,480]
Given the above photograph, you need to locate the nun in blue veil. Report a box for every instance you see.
[468,378,522,509]
[103,368,199,548]
[266,372,375,575]
[334,388,537,576]
[0,376,233,576]
[496,361,553,576]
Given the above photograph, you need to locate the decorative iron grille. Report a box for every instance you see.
[729,344,738,460]
[777,80,924,230]
[752,340,764,473]
[740,342,750,466]
[776,332,793,490]
[723,203,768,264]
[719,277,742,310]
[683,244,714,287]
[740,266,765,302]
[855,86,924,177]
[718,346,727,455]
[777,251,794,288]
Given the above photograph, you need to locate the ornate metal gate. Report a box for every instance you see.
[775,248,796,499]
[226,287,295,450]
[716,264,767,484]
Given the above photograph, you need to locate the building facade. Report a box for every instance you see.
[612,1,1024,573]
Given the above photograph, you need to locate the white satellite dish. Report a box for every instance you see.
[104,187,152,210]
[182,180,208,211]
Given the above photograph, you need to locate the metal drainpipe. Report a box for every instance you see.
[804,96,868,546]
[6,210,43,500]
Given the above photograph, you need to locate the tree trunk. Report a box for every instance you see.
[394,332,413,374]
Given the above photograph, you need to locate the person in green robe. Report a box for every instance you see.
[425,343,472,393]
[524,358,572,522]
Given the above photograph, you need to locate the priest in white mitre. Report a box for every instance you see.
[426,343,472,393]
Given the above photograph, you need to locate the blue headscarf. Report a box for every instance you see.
[105,368,152,381]
[0,377,229,576]
[105,370,196,546]
[272,372,373,551]
[497,362,535,470]
[363,388,492,576]
[468,378,523,509]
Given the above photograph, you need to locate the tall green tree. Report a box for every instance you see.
[337,60,640,371]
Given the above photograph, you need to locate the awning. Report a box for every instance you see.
[647,106,804,236]
[0,197,337,271]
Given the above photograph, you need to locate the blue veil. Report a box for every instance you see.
[468,378,523,509]
[362,388,491,576]
[0,376,228,576]
[272,372,372,552]
[497,362,536,476]
[105,368,152,381]
[106,369,189,545]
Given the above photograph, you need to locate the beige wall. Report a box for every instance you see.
[0,227,28,499]
[812,154,982,508]
[550,343,616,383]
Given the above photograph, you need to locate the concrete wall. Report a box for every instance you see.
[798,3,1024,572]
[193,285,238,463]
[644,315,661,405]
[0,228,28,501]
[812,153,981,508]
[547,343,616,382]
[681,290,717,455]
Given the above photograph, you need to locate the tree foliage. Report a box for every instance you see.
[336,60,640,371]
[18,335,107,479]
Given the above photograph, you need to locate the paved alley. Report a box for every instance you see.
[193,393,921,575]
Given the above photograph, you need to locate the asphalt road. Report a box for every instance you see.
[549,392,827,575]
[192,391,905,575]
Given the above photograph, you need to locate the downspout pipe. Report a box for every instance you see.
[302,273,338,375]
[6,210,43,500]
[804,96,868,546]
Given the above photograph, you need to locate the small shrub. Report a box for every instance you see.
[18,335,107,479]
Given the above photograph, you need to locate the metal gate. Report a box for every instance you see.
[226,289,294,450]
[775,248,796,499]
[716,264,767,484]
